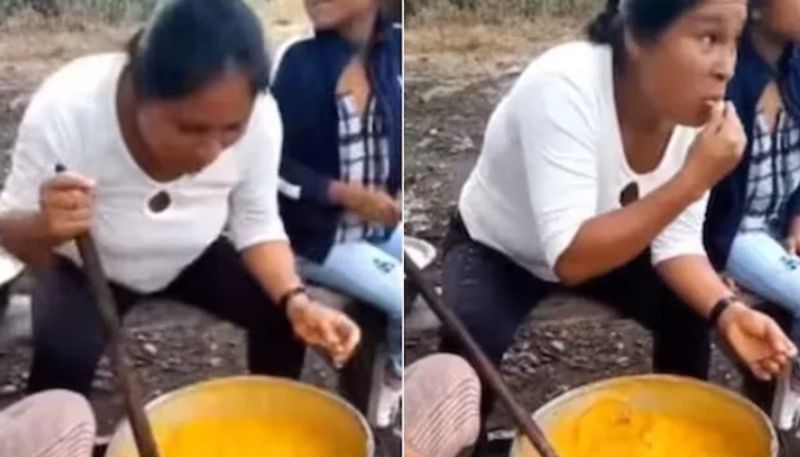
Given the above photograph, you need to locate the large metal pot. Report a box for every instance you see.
[105,375,374,457]
[510,374,777,457]
[404,236,437,314]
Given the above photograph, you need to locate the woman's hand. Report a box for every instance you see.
[717,301,797,381]
[331,182,401,225]
[785,216,800,255]
[681,101,747,198]
[286,294,361,368]
[39,172,95,244]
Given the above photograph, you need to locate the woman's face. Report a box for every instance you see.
[304,0,375,30]
[755,0,800,42]
[630,0,747,127]
[136,71,253,177]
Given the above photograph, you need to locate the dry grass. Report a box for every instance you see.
[404,15,586,81]
[407,0,598,24]
[404,0,599,80]
[0,0,310,119]
[0,0,158,23]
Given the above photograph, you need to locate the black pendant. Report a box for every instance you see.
[619,182,639,207]
[149,190,171,213]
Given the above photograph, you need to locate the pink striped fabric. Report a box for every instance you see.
[0,390,95,457]
[404,354,482,457]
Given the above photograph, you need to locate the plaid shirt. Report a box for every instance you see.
[335,93,390,243]
[741,110,800,233]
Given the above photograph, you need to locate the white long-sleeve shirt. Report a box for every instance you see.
[459,41,708,282]
[2,53,287,292]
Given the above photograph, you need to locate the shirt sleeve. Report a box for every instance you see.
[513,73,599,270]
[651,191,710,264]
[229,94,289,250]
[1,85,73,213]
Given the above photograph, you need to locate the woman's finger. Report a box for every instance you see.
[751,362,772,382]
[46,172,96,191]
[337,319,361,357]
[763,359,782,375]
[764,319,795,355]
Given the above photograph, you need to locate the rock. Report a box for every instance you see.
[615,356,630,366]
[551,340,565,352]
[0,384,17,395]
[615,341,624,351]
[97,368,113,379]
[209,356,223,368]
[92,379,114,393]
[143,343,158,356]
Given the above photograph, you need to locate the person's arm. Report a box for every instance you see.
[658,253,795,380]
[272,44,400,225]
[653,193,795,380]
[553,172,705,285]
[230,95,360,365]
[271,43,340,207]
[651,191,725,316]
[518,75,743,285]
[0,85,93,264]
[780,181,800,253]
[516,75,692,285]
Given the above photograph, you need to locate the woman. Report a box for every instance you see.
[0,390,95,457]
[704,0,800,431]
[272,0,402,426]
[441,0,796,418]
[0,0,360,395]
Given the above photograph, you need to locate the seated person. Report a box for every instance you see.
[272,0,402,426]
[440,0,795,420]
[0,0,360,397]
[704,0,800,429]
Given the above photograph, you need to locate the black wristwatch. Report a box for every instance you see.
[279,286,307,310]
[709,296,736,329]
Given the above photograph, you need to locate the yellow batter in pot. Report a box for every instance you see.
[121,416,355,457]
[550,396,764,457]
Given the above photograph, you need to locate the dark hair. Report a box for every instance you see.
[747,0,800,151]
[587,0,702,49]
[126,0,270,101]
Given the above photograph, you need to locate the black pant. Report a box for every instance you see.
[27,238,306,395]
[439,213,711,413]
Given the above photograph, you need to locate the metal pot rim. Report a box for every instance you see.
[105,374,375,457]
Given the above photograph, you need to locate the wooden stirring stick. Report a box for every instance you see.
[55,164,161,457]
[404,253,560,457]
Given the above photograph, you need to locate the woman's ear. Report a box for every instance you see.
[623,28,641,62]
[749,0,765,22]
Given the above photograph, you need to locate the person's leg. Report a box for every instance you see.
[575,253,711,379]
[438,213,553,431]
[404,354,481,457]
[165,239,306,379]
[27,258,140,395]
[439,216,551,365]
[0,390,96,457]
[299,240,403,377]
[726,231,800,340]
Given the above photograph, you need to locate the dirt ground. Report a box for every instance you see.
[402,15,774,439]
[0,3,398,456]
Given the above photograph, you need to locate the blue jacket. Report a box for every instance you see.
[272,20,402,262]
[704,35,800,270]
